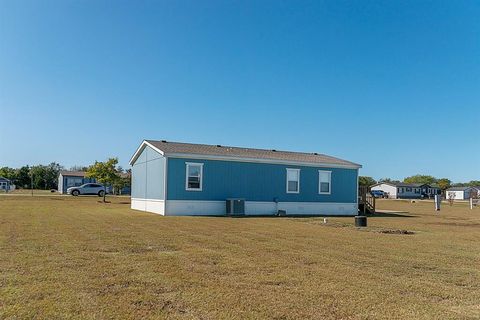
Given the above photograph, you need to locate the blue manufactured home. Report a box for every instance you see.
[58,171,131,195]
[58,171,96,194]
[130,140,361,216]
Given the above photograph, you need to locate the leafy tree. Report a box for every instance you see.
[69,165,89,171]
[359,176,376,187]
[436,178,451,190]
[452,182,467,187]
[112,175,130,195]
[30,165,47,189]
[403,175,436,185]
[378,178,401,184]
[86,158,121,202]
[467,180,480,187]
[16,166,32,188]
[45,162,63,189]
[0,167,17,181]
[28,162,63,190]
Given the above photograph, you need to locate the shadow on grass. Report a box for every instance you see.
[231,214,359,218]
[212,213,414,218]
[369,211,415,218]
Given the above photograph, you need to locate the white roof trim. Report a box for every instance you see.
[371,182,396,187]
[129,140,165,165]
[163,153,361,169]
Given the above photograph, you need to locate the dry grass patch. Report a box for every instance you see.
[0,196,479,319]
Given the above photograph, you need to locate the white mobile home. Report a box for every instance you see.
[371,182,440,199]
[445,187,479,200]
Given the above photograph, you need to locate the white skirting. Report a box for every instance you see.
[131,198,165,215]
[158,200,357,216]
[165,200,226,216]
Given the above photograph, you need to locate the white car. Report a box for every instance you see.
[67,183,107,197]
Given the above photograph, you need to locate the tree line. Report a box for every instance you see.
[1,163,476,192]
[0,158,130,191]
[359,174,480,190]
[0,163,63,190]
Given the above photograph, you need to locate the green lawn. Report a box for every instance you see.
[1,196,479,319]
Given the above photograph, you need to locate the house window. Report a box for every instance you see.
[406,187,412,192]
[318,170,331,194]
[185,163,203,191]
[66,177,84,187]
[286,168,300,193]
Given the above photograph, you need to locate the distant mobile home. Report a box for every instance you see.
[129,140,361,216]
[0,177,14,191]
[58,171,131,194]
[58,171,96,194]
[371,182,441,199]
[445,187,479,200]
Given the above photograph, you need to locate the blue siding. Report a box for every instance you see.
[131,145,166,200]
[167,158,357,203]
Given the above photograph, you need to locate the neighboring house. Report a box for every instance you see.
[371,182,440,199]
[129,140,361,216]
[0,177,14,191]
[446,187,480,200]
[58,171,96,194]
[58,171,131,195]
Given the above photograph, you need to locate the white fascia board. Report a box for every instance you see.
[372,182,396,188]
[163,153,362,169]
[129,140,165,165]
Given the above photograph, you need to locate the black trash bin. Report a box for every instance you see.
[355,215,367,227]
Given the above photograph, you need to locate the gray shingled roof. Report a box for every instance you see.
[142,140,361,168]
[59,171,129,178]
[373,182,440,188]
[447,186,478,191]
[59,171,86,177]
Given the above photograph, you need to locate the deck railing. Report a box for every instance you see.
[358,186,375,214]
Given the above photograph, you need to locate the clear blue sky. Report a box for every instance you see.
[0,0,479,182]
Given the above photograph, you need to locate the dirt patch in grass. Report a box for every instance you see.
[377,229,415,235]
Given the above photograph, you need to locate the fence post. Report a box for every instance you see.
[470,197,473,210]
[434,195,441,211]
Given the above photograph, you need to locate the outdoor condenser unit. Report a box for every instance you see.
[226,198,245,216]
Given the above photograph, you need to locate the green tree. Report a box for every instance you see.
[45,162,63,189]
[30,163,63,189]
[436,178,451,190]
[112,175,130,195]
[467,180,480,187]
[378,178,401,184]
[452,182,467,187]
[359,176,376,187]
[86,158,121,202]
[403,175,437,185]
[30,165,47,189]
[16,166,31,188]
[69,165,89,171]
[0,167,17,181]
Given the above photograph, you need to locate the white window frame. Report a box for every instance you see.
[318,170,331,195]
[286,168,300,194]
[185,162,204,191]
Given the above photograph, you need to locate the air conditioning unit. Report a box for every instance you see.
[226,198,245,216]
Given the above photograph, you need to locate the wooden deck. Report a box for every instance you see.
[359,186,375,214]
